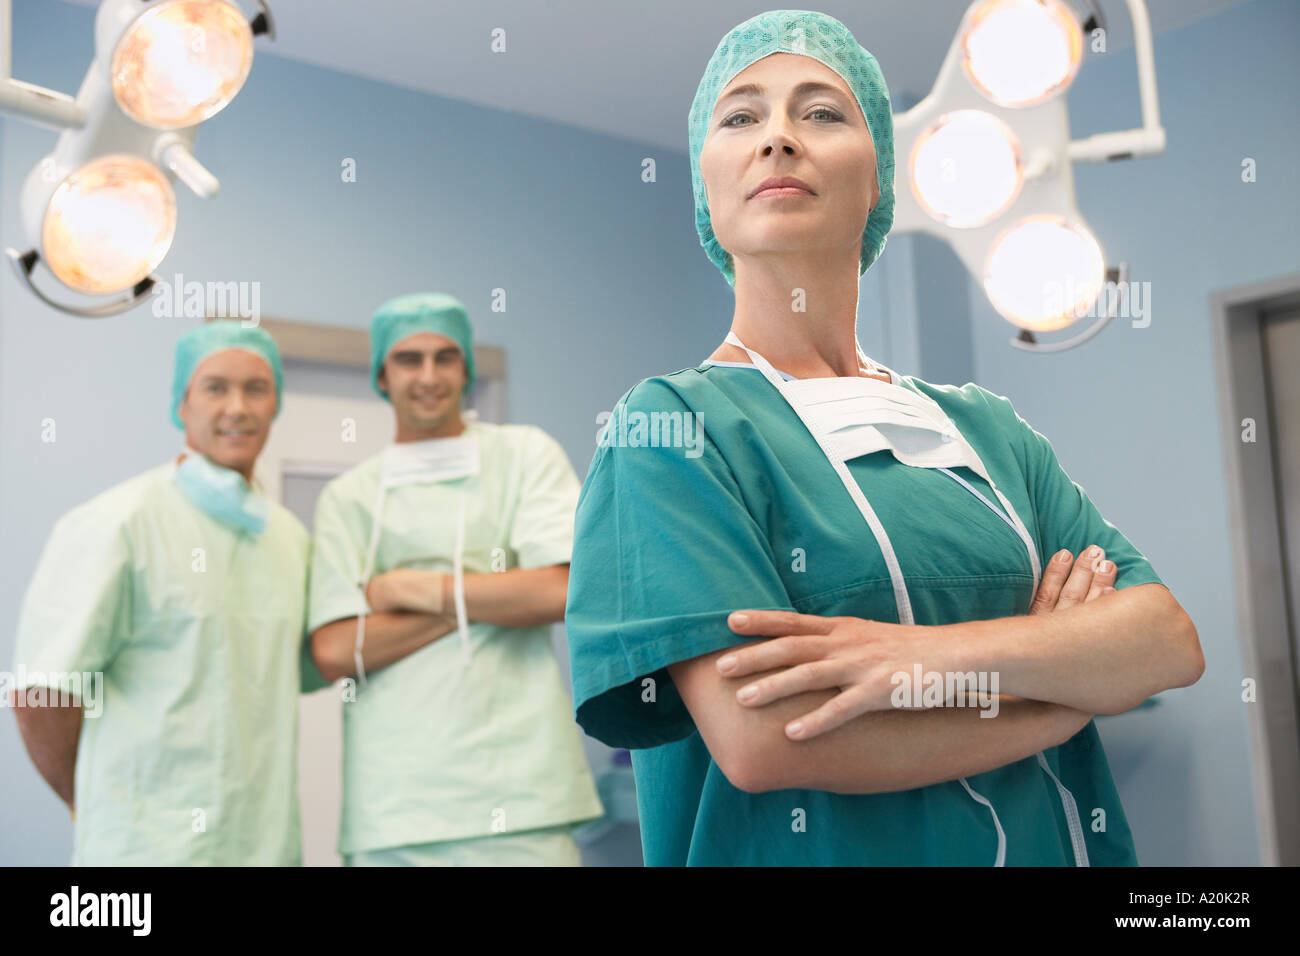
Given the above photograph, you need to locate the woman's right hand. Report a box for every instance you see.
[1029,545,1117,614]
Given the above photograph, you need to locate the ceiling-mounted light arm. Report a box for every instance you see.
[5,246,158,318]
[154,134,221,198]
[1067,0,1165,162]
[1008,261,1127,352]
[0,0,86,131]
[250,0,275,41]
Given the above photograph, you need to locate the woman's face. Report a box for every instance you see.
[699,53,878,278]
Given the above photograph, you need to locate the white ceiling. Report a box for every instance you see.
[58,0,1252,149]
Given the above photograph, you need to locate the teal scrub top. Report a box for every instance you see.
[565,365,1165,866]
[12,462,323,866]
[308,422,604,855]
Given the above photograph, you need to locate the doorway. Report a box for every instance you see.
[1212,273,1300,866]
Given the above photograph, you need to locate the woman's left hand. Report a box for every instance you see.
[715,610,955,740]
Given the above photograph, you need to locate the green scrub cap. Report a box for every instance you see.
[171,321,284,429]
[688,10,896,286]
[369,292,476,401]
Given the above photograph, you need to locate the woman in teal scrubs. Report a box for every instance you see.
[563,10,1204,866]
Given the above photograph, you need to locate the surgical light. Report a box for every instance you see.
[42,155,177,296]
[983,216,1105,333]
[910,110,1023,228]
[111,0,254,130]
[891,0,1165,349]
[962,0,1083,108]
[1,0,274,317]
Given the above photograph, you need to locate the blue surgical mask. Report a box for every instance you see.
[174,448,269,535]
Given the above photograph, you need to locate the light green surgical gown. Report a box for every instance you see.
[566,365,1166,866]
[308,421,604,856]
[12,461,323,866]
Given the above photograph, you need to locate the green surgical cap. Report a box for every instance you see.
[171,321,284,428]
[369,292,475,401]
[688,10,896,286]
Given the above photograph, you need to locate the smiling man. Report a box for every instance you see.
[10,320,326,865]
[307,292,602,866]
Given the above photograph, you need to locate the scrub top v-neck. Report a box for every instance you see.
[565,363,1164,866]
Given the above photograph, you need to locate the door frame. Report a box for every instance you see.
[1210,271,1300,866]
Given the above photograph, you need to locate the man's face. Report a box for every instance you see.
[378,332,467,431]
[178,349,277,477]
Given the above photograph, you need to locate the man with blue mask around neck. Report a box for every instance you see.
[172,324,278,530]
[307,292,602,866]
[11,320,327,865]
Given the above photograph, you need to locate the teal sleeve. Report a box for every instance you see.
[987,389,1165,592]
[508,427,581,570]
[12,504,133,692]
[307,481,371,635]
[564,379,794,749]
[300,634,331,694]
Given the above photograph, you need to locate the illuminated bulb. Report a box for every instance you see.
[911,110,1023,228]
[983,215,1104,331]
[42,155,177,295]
[962,0,1083,107]
[111,0,254,129]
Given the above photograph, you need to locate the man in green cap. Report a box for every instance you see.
[308,292,603,866]
[10,320,327,865]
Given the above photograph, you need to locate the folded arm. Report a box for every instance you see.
[668,649,1092,794]
[366,565,570,628]
[945,583,1203,714]
[310,612,457,682]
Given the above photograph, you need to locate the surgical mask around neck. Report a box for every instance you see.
[174,447,269,535]
[724,331,965,471]
[380,432,480,488]
[782,374,965,467]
